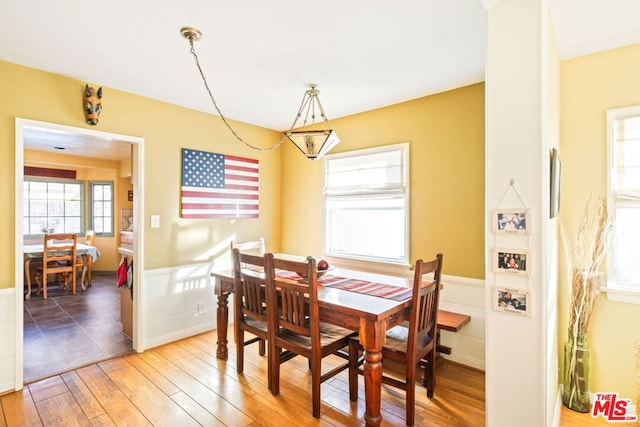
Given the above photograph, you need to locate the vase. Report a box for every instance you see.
[562,330,591,412]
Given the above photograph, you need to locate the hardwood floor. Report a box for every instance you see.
[2,328,627,426]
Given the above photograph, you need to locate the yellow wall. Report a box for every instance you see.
[0,59,283,288]
[560,42,640,400]
[280,83,486,279]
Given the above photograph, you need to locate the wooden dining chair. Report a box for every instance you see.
[348,253,443,426]
[78,229,96,287]
[34,233,78,299]
[230,237,265,256]
[264,253,355,418]
[231,248,270,375]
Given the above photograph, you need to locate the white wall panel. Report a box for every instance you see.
[439,275,486,370]
[141,262,218,350]
[0,288,15,393]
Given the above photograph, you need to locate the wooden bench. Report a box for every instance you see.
[436,309,471,360]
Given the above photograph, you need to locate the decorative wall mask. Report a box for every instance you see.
[83,84,103,125]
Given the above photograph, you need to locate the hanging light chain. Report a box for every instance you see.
[185,35,286,152]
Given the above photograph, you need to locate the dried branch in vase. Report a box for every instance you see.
[561,196,611,336]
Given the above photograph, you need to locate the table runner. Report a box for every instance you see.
[252,266,411,302]
[318,275,412,302]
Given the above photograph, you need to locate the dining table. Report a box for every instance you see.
[211,258,441,427]
[23,242,101,299]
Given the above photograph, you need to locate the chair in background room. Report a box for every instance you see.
[348,253,443,426]
[230,237,265,256]
[79,230,96,287]
[264,253,355,418]
[231,248,270,375]
[34,233,78,299]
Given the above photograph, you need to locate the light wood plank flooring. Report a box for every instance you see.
[0,330,625,426]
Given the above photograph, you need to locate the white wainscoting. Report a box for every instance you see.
[141,262,219,351]
[438,274,486,371]
[0,287,16,393]
[139,263,485,371]
[0,264,485,396]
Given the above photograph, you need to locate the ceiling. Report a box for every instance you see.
[4,0,640,160]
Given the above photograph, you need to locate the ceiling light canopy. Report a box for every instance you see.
[181,27,340,161]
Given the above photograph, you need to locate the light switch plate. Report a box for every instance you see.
[150,215,160,228]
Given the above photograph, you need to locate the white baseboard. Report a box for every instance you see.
[443,352,485,371]
[143,322,216,350]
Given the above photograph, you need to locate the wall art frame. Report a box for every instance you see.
[493,287,530,316]
[493,208,530,235]
[493,248,530,276]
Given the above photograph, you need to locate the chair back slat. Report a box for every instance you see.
[43,233,77,268]
[232,249,268,324]
[264,254,319,343]
[231,238,266,255]
[84,230,96,246]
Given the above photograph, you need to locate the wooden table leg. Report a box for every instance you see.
[360,319,386,427]
[24,258,32,300]
[80,254,92,291]
[216,289,230,360]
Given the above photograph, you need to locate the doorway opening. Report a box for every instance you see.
[14,118,145,386]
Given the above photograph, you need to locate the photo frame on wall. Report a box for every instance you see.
[493,287,530,316]
[493,209,530,235]
[493,248,530,276]
[550,148,561,218]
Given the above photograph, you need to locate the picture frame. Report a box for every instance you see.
[493,248,530,276]
[550,148,561,218]
[493,287,530,316]
[493,209,530,235]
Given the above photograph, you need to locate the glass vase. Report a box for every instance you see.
[562,330,591,412]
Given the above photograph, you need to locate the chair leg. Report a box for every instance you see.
[236,329,244,375]
[34,272,42,296]
[310,356,321,418]
[269,346,282,396]
[425,350,436,398]
[72,269,76,295]
[42,273,48,300]
[406,364,416,426]
[348,339,359,401]
[258,338,265,356]
[87,256,93,287]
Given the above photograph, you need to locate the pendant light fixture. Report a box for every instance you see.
[181,27,340,160]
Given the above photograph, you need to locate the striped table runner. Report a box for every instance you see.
[246,265,411,301]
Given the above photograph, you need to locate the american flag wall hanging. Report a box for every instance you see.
[181,148,259,219]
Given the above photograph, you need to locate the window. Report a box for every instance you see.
[607,106,640,302]
[23,178,84,236]
[323,143,409,264]
[89,181,114,236]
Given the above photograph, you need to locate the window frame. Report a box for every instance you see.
[23,177,85,239]
[606,105,640,304]
[88,180,114,237]
[322,142,410,266]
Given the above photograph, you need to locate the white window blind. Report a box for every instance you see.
[323,143,409,264]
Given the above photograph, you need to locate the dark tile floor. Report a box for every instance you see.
[23,272,133,383]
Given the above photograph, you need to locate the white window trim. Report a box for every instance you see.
[322,142,410,266]
[89,180,115,237]
[23,177,85,238]
[605,105,640,304]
